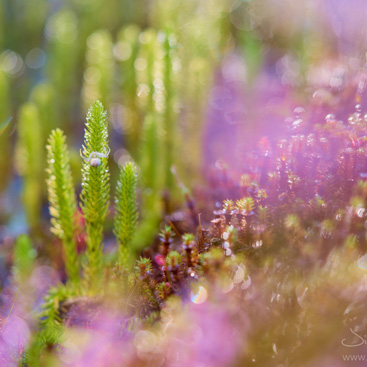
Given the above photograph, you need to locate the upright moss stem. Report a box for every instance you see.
[46,129,79,284]
[80,101,110,292]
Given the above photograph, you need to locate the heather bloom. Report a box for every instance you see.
[0,263,61,366]
[60,328,134,367]
[0,290,31,367]
[59,310,135,367]
[160,296,247,367]
[57,289,248,367]
[0,316,31,367]
[322,0,367,53]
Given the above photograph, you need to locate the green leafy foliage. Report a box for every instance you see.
[26,284,73,365]
[166,251,182,269]
[182,233,195,246]
[80,101,110,291]
[114,162,138,268]
[40,285,73,327]
[159,225,174,256]
[46,129,79,284]
[236,197,255,214]
[23,324,64,367]
[135,257,153,278]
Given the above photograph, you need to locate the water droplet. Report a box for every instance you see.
[358,254,367,270]
[292,119,302,131]
[190,286,208,304]
[234,266,245,284]
[222,232,229,240]
[221,278,234,293]
[325,114,336,123]
[356,104,362,113]
[293,106,305,118]
[241,275,251,289]
[284,117,293,128]
[137,84,149,97]
[357,207,365,218]
[252,240,263,248]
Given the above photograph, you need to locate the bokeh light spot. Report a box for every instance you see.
[190,286,208,304]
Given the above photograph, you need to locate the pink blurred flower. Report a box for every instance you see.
[162,301,247,367]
